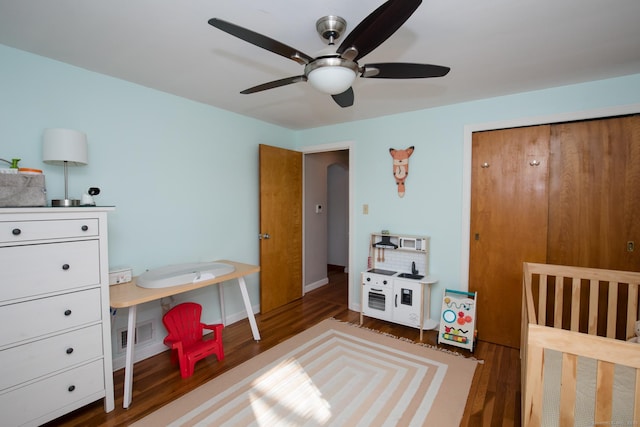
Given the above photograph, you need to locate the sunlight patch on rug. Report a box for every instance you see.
[249,358,331,425]
[134,319,478,427]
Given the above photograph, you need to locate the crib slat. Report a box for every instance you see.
[538,274,547,325]
[635,368,640,421]
[570,277,580,332]
[606,281,618,338]
[524,343,545,427]
[594,360,614,423]
[559,353,577,426]
[589,279,599,335]
[627,283,638,339]
[554,276,564,328]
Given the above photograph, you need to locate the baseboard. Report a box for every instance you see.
[112,342,167,371]
[305,277,329,293]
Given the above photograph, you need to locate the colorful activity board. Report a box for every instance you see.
[438,289,477,352]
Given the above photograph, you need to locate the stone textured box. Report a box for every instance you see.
[0,174,46,207]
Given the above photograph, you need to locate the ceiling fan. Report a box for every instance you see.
[208,0,450,107]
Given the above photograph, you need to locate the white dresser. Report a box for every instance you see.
[0,207,115,426]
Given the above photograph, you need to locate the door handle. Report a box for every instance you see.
[258,233,271,240]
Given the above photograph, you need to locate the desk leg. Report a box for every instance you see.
[219,282,226,325]
[237,277,260,341]
[123,305,137,408]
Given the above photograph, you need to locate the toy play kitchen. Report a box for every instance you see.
[360,231,438,340]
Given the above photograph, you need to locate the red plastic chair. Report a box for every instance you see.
[162,302,224,378]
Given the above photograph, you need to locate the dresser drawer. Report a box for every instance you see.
[0,324,103,391]
[0,218,99,244]
[0,288,102,346]
[0,240,100,302]
[0,359,105,427]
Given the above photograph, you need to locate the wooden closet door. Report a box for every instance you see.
[547,115,640,272]
[469,125,550,348]
[547,116,640,338]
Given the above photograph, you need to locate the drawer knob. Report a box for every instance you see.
[66,347,74,354]
[68,385,76,392]
[81,225,89,231]
[64,309,72,316]
[12,228,21,236]
[62,264,70,270]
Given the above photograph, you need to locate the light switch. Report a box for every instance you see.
[315,204,323,214]
[363,204,369,215]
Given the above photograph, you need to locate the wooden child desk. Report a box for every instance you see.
[109,260,260,408]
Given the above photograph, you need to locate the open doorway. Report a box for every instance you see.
[302,142,353,309]
[327,162,348,272]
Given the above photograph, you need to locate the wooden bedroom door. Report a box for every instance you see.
[469,125,551,349]
[259,144,303,313]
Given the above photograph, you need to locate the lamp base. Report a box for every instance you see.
[51,198,81,207]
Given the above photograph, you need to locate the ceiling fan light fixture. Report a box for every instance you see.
[305,57,358,95]
[209,1,450,107]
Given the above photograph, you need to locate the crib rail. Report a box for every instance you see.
[524,263,640,337]
[521,262,640,427]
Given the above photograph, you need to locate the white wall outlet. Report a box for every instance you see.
[109,267,133,285]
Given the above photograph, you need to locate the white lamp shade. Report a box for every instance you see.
[307,66,356,95]
[42,128,88,166]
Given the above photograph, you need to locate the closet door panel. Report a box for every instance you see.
[547,116,640,339]
[469,125,550,348]
[547,115,640,272]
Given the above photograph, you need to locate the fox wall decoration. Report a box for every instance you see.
[389,146,414,197]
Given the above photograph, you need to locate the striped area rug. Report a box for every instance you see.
[134,318,478,426]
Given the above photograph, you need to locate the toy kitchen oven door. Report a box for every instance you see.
[438,289,477,352]
[361,269,395,322]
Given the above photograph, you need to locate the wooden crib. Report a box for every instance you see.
[521,262,640,426]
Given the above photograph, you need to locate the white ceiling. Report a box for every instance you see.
[1,0,639,130]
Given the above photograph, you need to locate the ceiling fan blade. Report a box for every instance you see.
[240,75,307,94]
[336,0,422,61]
[362,63,450,79]
[331,87,354,107]
[208,18,314,65]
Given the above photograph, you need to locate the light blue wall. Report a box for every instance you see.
[1,44,293,271]
[2,42,640,359]
[0,44,293,361]
[294,73,640,316]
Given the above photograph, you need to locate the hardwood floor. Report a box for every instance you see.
[45,267,521,426]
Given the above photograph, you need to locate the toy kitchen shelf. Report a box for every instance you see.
[362,232,437,341]
[368,232,429,274]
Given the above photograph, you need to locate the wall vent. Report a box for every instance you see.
[118,321,154,352]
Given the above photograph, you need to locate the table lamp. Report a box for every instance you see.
[42,128,88,207]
